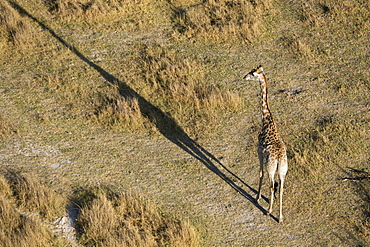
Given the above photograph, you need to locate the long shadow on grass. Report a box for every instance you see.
[10,1,268,216]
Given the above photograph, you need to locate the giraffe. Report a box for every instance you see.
[243,66,288,223]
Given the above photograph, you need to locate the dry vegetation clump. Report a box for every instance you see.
[278,0,369,61]
[74,187,197,247]
[279,35,316,60]
[0,174,12,197]
[92,88,148,130]
[289,114,367,178]
[300,0,369,34]
[3,0,242,135]
[44,0,125,19]
[33,68,150,131]
[27,38,242,134]
[287,113,370,236]
[0,172,198,246]
[351,168,370,239]
[170,0,274,43]
[134,44,242,134]
[4,171,66,220]
[42,0,164,28]
[42,43,243,134]
[0,0,39,51]
[0,172,66,247]
[0,196,58,247]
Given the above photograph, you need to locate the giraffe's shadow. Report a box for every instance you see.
[10,1,270,217]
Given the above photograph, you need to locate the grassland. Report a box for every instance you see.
[0,0,369,246]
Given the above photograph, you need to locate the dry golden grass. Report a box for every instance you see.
[280,35,315,60]
[300,0,369,34]
[75,187,197,247]
[1,0,242,136]
[0,196,59,247]
[93,89,147,130]
[42,0,168,30]
[285,109,369,241]
[0,171,198,246]
[132,44,242,135]
[34,68,148,130]
[29,41,241,135]
[0,0,39,51]
[44,0,126,20]
[0,175,12,197]
[0,116,18,139]
[0,0,369,245]
[0,172,66,247]
[289,115,365,178]
[170,0,274,43]
[4,171,66,220]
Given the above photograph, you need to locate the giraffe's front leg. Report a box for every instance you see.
[278,175,286,223]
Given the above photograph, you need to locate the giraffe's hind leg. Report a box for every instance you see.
[278,181,284,223]
[266,159,278,216]
[267,176,275,216]
[278,157,288,223]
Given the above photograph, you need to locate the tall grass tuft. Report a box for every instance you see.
[43,0,124,19]
[42,0,163,28]
[0,172,67,247]
[31,43,241,135]
[289,114,367,179]
[300,0,369,35]
[133,44,242,135]
[170,0,274,43]
[93,91,148,130]
[0,171,199,246]
[0,0,39,51]
[4,171,66,220]
[0,196,58,247]
[74,187,197,247]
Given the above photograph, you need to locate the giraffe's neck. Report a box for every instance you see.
[259,73,274,127]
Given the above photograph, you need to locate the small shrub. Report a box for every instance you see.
[91,84,149,131]
[279,35,315,60]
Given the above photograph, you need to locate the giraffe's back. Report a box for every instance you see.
[258,126,287,176]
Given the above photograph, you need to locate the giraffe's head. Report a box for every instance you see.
[243,65,264,81]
